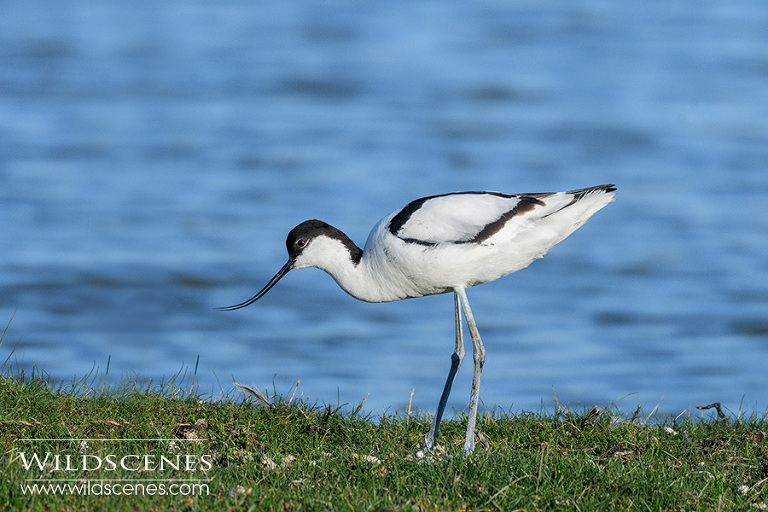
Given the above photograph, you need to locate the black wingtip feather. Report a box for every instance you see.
[568,184,616,199]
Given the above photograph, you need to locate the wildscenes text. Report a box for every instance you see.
[18,452,213,472]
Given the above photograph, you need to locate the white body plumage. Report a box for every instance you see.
[295,186,615,302]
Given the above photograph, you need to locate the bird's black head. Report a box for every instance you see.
[286,219,331,261]
[286,219,362,264]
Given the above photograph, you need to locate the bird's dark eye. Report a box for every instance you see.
[296,238,308,249]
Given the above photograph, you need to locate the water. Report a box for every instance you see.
[2,1,767,419]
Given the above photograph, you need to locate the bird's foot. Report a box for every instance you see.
[414,442,446,461]
[462,428,488,456]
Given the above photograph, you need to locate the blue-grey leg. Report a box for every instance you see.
[456,287,486,455]
[422,291,466,451]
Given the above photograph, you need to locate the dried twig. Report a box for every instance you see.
[552,386,565,413]
[406,388,415,424]
[234,382,273,408]
[288,380,300,406]
[696,402,726,420]
[352,393,370,416]
[585,407,602,421]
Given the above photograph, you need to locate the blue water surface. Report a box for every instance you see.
[2,1,767,419]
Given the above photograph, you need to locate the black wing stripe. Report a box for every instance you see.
[387,196,434,236]
[464,196,545,244]
[390,192,545,246]
[387,191,515,238]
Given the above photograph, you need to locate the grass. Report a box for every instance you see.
[1,318,767,511]
[1,369,767,512]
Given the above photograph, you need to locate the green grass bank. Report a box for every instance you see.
[1,369,767,512]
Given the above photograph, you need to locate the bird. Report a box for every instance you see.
[217,184,616,455]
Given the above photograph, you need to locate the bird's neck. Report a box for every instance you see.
[299,235,414,303]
